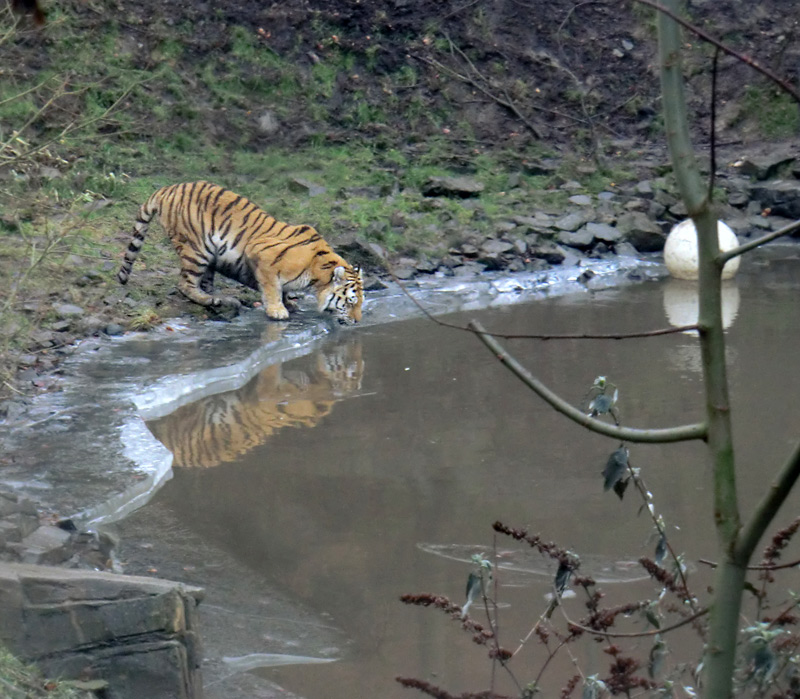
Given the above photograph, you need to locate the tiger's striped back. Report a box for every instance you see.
[118,181,363,324]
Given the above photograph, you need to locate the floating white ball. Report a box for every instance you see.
[663,219,740,280]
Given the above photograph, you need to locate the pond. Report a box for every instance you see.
[108,247,800,698]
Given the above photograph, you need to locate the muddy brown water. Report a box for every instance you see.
[117,251,800,698]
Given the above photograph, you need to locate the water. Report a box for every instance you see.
[109,248,800,698]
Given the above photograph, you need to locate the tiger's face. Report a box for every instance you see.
[326,265,364,324]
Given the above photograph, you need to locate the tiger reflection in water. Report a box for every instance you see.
[146,338,364,468]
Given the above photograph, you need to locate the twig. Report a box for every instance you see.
[561,606,709,639]
[717,218,800,265]
[632,0,800,104]
[412,53,546,137]
[470,320,708,444]
[699,555,800,572]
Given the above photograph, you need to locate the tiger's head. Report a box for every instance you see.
[323,265,364,324]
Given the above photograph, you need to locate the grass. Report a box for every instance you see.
[0,646,100,698]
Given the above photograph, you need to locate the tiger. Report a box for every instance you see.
[117,181,364,324]
[146,340,365,468]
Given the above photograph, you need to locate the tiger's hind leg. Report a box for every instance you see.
[199,267,216,295]
[178,264,242,312]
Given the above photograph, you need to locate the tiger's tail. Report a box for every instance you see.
[117,186,170,285]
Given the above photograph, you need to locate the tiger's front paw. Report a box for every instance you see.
[265,305,290,321]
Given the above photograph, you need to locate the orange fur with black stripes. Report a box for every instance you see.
[117,181,363,323]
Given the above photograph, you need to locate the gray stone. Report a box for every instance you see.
[616,212,666,252]
[614,241,641,256]
[554,212,586,232]
[648,200,667,219]
[20,526,72,565]
[749,180,800,219]
[728,190,750,207]
[414,258,438,273]
[735,151,796,180]
[52,303,84,318]
[568,194,593,206]
[104,323,125,336]
[480,239,515,255]
[332,234,386,270]
[557,227,595,250]
[494,221,518,234]
[256,109,280,135]
[422,176,484,198]
[669,201,688,217]
[585,221,621,243]
[288,177,326,197]
[521,159,558,176]
[635,180,654,198]
[0,563,203,699]
[529,242,567,265]
[460,243,479,257]
[476,252,508,270]
[391,265,416,280]
[452,261,486,276]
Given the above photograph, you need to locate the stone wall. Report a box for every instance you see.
[0,563,204,699]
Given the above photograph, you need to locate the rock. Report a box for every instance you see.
[734,151,796,180]
[749,180,800,219]
[480,239,515,255]
[529,241,567,265]
[585,222,622,243]
[0,563,203,699]
[476,253,508,270]
[414,258,438,273]
[648,200,667,219]
[557,227,595,250]
[554,212,586,232]
[494,221,518,234]
[256,110,280,134]
[363,275,387,291]
[616,212,666,252]
[521,159,558,176]
[439,254,462,269]
[614,241,640,256]
[452,261,486,276]
[568,194,593,206]
[19,525,72,565]
[460,243,479,257]
[288,177,326,197]
[332,234,386,270]
[52,303,84,318]
[104,323,125,336]
[391,265,416,280]
[634,180,654,198]
[727,191,749,207]
[422,175,485,198]
[669,201,688,217]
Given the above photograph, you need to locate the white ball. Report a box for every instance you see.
[663,219,740,280]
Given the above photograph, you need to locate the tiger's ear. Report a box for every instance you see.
[333,265,346,281]
[355,265,363,281]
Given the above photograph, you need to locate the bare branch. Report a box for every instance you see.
[718,219,800,265]
[735,440,800,565]
[469,320,708,443]
[633,0,800,103]
[563,607,709,639]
